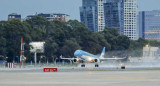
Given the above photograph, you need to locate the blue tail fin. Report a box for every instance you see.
[100,47,105,59]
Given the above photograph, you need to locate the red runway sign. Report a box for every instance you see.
[43,68,58,72]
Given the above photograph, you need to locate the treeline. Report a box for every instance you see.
[0,16,160,62]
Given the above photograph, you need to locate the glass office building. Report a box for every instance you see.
[80,0,138,40]
[80,0,97,32]
[104,0,121,31]
[139,10,160,41]
[80,0,107,32]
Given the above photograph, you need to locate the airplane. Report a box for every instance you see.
[60,47,129,67]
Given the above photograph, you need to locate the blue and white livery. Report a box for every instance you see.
[60,47,127,67]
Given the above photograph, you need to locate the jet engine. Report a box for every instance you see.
[94,59,98,63]
[73,59,78,63]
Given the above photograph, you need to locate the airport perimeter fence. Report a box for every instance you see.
[0,62,77,68]
[1,60,160,68]
[24,62,77,68]
[0,63,5,68]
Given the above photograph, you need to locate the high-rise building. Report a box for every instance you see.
[104,0,121,31]
[80,0,138,40]
[8,13,21,21]
[120,0,138,40]
[139,10,160,41]
[80,0,107,32]
[27,13,70,22]
[80,0,96,32]
[97,0,107,32]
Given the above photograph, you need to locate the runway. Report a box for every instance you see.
[0,62,160,86]
[0,70,160,86]
[1,66,160,72]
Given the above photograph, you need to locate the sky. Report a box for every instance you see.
[1,0,160,21]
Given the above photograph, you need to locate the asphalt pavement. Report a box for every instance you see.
[0,70,160,86]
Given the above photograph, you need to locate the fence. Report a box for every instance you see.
[6,63,16,68]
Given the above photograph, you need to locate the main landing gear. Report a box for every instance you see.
[81,64,99,67]
[95,64,99,67]
[81,64,85,67]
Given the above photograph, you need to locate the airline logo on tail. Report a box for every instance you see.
[99,47,105,59]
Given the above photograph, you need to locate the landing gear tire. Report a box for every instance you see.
[81,64,85,67]
[95,64,99,67]
[121,66,125,69]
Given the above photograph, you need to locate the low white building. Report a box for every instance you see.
[143,46,159,59]
[27,13,70,22]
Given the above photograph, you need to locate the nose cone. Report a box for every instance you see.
[74,50,80,57]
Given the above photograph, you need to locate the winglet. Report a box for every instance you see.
[99,47,105,59]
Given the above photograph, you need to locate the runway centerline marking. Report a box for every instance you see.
[104,77,149,79]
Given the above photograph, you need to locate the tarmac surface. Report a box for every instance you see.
[0,68,160,86]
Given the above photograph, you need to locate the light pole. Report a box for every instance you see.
[55,58,58,66]
[146,44,151,57]
[40,56,43,64]
[47,57,48,65]
[44,56,46,65]
[52,56,54,65]
[6,57,8,62]
[58,57,60,66]
[34,51,37,66]
[16,56,19,63]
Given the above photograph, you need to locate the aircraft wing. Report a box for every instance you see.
[60,55,75,60]
[100,57,127,61]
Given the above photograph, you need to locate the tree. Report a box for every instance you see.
[4,19,24,62]
[117,35,130,50]
[0,21,6,56]
[44,39,59,61]
[101,28,119,50]
[2,17,160,62]
[61,38,81,57]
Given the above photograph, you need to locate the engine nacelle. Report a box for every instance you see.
[73,59,77,63]
[94,59,98,63]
